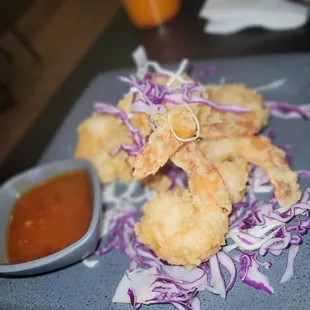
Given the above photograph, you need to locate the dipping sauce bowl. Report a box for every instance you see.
[0,159,101,276]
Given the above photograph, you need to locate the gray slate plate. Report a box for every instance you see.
[0,54,310,310]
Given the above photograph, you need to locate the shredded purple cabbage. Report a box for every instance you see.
[119,75,250,115]
[128,289,141,309]
[265,101,310,119]
[237,251,274,295]
[298,170,310,178]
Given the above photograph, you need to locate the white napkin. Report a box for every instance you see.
[199,0,309,35]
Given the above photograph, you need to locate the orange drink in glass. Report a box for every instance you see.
[122,0,181,28]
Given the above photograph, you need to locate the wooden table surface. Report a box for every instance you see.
[1,0,310,182]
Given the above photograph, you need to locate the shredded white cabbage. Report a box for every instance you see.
[132,46,148,79]
[227,230,278,251]
[166,58,189,86]
[253,78,287,92]
[112,268,157,304]
[83,259,99,268]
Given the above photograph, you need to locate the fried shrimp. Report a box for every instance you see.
[214,157,250,204]
[130,83,269,180]
[199,84,269,139]
[135,142,231,267]
[119,73,211,180]
[75,114,133,183]
[200,136,301,209]
[74,90,153,184]
[143,156,250,203]
[130,106,199,179]
[75,74,198,183]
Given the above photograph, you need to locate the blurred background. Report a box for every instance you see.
[0,0,309,165]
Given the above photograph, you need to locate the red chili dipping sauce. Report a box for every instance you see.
[7,170,93,264]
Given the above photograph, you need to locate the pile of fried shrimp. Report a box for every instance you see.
[74,74,301,269]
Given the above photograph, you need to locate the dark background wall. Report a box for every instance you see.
[0,0,33,34]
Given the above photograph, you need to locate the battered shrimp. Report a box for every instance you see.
[200,136,301,209]
[117,72,196,138]
[75,114,133,183]
[118,73,210,180]
[130,83,269,180]
[74,89,154,183]
[143,156,250,204]
[135,142,231,267]
[199,84,269,139]
[130,106,199,179]
[214,157,250,204]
